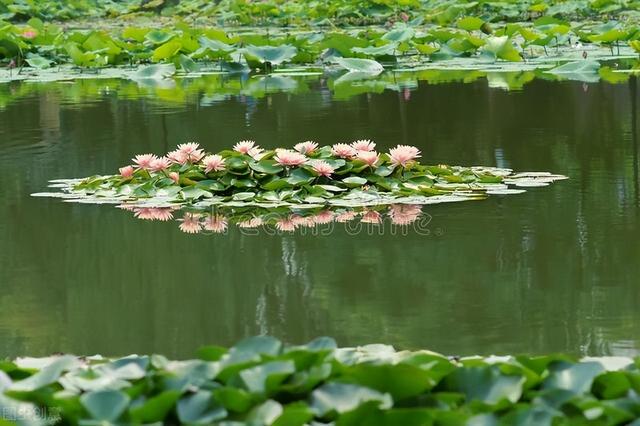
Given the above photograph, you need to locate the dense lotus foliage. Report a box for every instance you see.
[2,13,640,79]
[40,141,565,208]
[2,336,640,425]
[3,0,640,26]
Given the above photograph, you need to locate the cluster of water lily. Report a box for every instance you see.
[60,139,565,207]
[118,140,421,184]
[120,204,425,234]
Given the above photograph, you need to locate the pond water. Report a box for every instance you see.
[1,74,639,359]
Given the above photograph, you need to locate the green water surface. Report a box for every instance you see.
[1,74,638,359]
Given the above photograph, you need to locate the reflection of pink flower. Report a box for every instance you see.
[356,151,379,167]
[234,140,258,154]
[132,154,157,170]
[274,149,307,167]
[294,141,318,155]
[389,204,421,225]
[403,87,411,102]
[167,149,188,165]
[238,217,263,228]
[151,208,175,221]
[331,143,356,159]
[313,210,334,224]
[351,140,375,152]
[134,208,156,220]
[179,213,202,234]
[291,215,316,227]
[119,165,134,179]
[117,204,136,211]
[311,160,334,178]
[361,210,382,224]
[336,211,358,222]
[389,145,421,167]
[22,29,38,39]
[276,217,297,232]
[150,156,171,172]
[169,172,179,184]
[134,208,174,221]
[202,155,226,173]
[203,214,228,233]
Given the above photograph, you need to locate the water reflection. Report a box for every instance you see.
[120,204,428,235]
[1,61,638,112]
[1,74,639,360]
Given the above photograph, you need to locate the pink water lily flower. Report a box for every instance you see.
[167,149,188,165]
[351,139,376,152]
[274,149,307,167]
[202,155,226,173]
[234,140,258,154]
[169,172,180,184]
[22,29,38,39]
[356,150,379,167]
[331,143,356,159]
[203,215,228,233]
[294,141,318,155]
[176,143,205,162]
[132,154,157,170]
[389,145,421,167]
[248,147,265,160]
[389,204,421,225]
[189,150,205,163]
[361,210,382,224]
[177,142,201,154]
[150,156,171,172]
[311,160,334,178]
[179,213,202,234]
[119,165,134,179]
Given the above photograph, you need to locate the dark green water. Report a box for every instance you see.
[1,75,639,359]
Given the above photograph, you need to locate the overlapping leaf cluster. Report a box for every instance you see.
[1,336,640,425]
[2,15,640,75]
[3,0,640,26]
[70,142,514,206]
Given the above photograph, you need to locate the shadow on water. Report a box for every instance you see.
[0,71,639,359]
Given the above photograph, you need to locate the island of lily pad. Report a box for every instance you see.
[34,140,567,209]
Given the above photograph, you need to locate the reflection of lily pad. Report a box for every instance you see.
[335,57,384,74]
[243,45,297,65]
[547,60,601,82]
[352,43,399,57]
[130,64,176,80]
[334,71,382,85]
